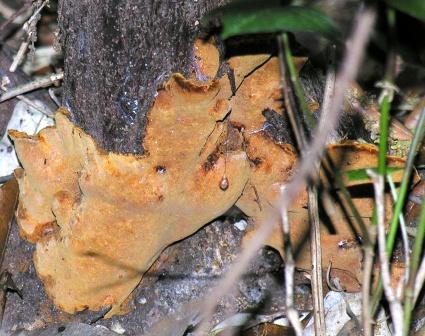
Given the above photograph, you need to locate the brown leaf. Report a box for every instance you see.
[243,142,412,291]
[0,178,18,266]
[243,323,296,336]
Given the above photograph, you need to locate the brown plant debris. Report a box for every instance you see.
[9,42,413,316]
[0,177,18,266]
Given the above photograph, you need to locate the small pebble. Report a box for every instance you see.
[234,219,247,231]
[110,322,126,335]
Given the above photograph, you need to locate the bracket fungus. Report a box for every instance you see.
[10,42,411,316]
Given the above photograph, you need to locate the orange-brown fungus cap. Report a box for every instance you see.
[10,41,415,315]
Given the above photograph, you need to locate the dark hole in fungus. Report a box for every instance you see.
[155,166,166,174]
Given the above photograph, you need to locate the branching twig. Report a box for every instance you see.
[368,170,403,336]
[9,0,50,72]
[0,72,63,103]
[194,10,375,335]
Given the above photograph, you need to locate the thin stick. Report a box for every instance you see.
[278,33,332,336]
[308,186,325,335]
[9,41,30,73]
[0,0,32,38]
[368,170,403,335]
[282,206,303,336]
[9,0,50,72]
[195,10,375,335]
[277,34,304,335]
[0,72,63,103]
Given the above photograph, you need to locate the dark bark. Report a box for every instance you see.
[58,0,226,154]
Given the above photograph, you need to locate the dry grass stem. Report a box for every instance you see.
[308,186,325,335]
[0,1,32,41]
[281,206,303,336]
[368,170,403,335]
[388,176,410,290]
[195,10,375,335]
[414,256,425,304]
[276,34,305,149]
[362,225,376,336]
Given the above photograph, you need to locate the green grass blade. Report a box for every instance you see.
[205,5,339,40]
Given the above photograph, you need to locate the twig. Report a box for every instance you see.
[281,206,303,336]
[194,10,375,335]
[9,0,50,72]
[308,186,325,335]
[0,0,32,38]
[0,1,14,18]
[278,32,330,336]
[368,170,403,335]
[0,72,63,103]
[307,45,337,336]
[9,41,30,73]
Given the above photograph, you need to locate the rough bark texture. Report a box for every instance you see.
[58,0,226,154]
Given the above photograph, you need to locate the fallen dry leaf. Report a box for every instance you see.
[0,178,18,266]
[405,96,425,130]
[242,141,410,290]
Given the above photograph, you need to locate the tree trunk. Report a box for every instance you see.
[58,0,226,154]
